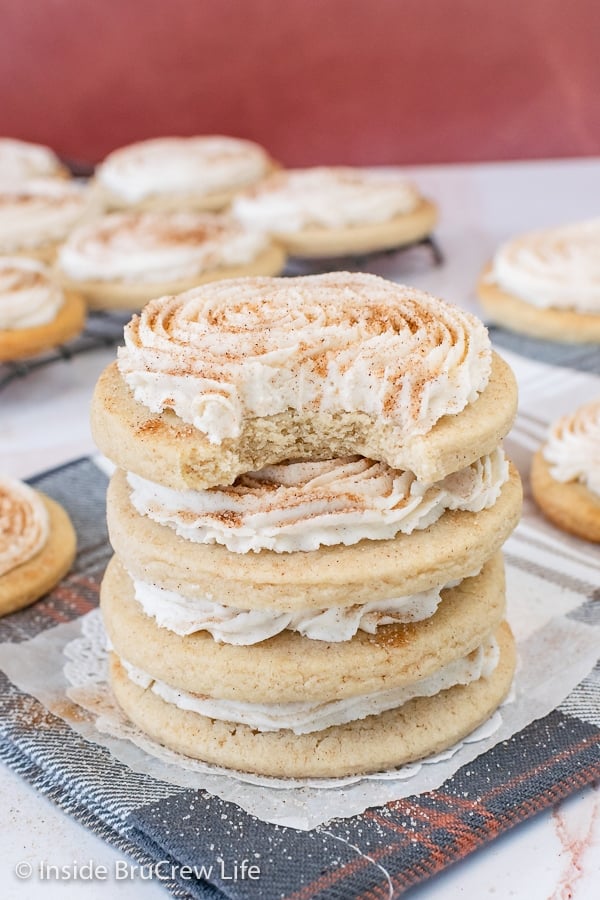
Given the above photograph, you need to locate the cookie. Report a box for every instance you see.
[477,221,600,342]
[108,621,515,778]
[101,551,506,702]
[0,478,76,616]
[55,210,285,311]
[232,167,437,257]
[531,451,600,541]
[94,136,277,212]
[0,179,92,260]
[478,267,600,342]
[0,138,68,182]
[106,461,521,611]
[530,400,600,541]
[91,273,518,488]
[0,257,85,362]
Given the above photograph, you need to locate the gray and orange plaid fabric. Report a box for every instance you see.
[1,324,600,899]
[0,457,598,899]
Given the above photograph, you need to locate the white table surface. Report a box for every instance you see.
[1,157,600,899]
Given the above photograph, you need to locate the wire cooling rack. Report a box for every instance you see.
[0,311,129,392]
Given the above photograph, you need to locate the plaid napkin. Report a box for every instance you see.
[1,329,600,899]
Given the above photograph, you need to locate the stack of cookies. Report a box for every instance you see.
[92,272,522,778]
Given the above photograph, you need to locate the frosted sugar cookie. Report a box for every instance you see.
[231,167,437,257]
[0,257,85,361]
[0,477,76,615]
[56,211,286,310]
[0,138,68,183]
[95,136,276,212]
[101,551,506,702]
[478,220,600,342]
[106,457,521,614]
[531,399,600,541]
[107,621,515,778]
[91,273,518,488]
[0,178,91,262]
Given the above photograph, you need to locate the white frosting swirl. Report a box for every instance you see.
[543,400,600,496]
[117,273,492,445]
[121,636,499,734]
[97,136,271,203]
[490,219,600,311]
[0,178,88,252]
[0,257,65,329]
[232,167,420,232]
[58,211,268,283]
[127,450,508,553]
[0,477,49,576]
[0,139,64,183]
[131,572,472,643]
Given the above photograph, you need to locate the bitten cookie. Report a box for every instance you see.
[232,167,437,257]
[94,136,277,212]
[0,257,85,362]
[0,477,76,615]
[91,273,518,488]
[477,220,600,343]
[531,400,600,542]
[55,211,286,311]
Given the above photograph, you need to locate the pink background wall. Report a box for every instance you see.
[0,0,598,166]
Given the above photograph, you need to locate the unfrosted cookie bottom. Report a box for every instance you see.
[531,450,600,542]
[0,494,77,616]
[108,621,515,779]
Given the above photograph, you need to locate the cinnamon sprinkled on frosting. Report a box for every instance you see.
[118,272,491,444]
[0,178,88,252]
[97,136,271,203]
[489,219,600,312]
[0,478,49,576]
[58,211,268,283]
[232,166,420,232]
[127,449,508,553]
[0,257,64,330]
